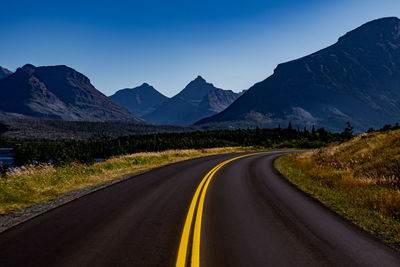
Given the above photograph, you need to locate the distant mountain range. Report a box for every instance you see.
[143,76,242,125]
[0,67,13,80]
[197,17,400,132]
[0,64,142,122]
[109,83,169,117]
[1,17,399,132]
[0,64,240,126]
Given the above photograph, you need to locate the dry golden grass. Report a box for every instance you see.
[0,147,256,215]
[275,130,400,245]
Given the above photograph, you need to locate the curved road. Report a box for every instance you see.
[0,152,399,266]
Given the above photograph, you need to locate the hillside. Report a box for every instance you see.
[0,64,142,122]
[276,129,400,245]
[197,17,400,132]
[0,66,13,80]
[109,83,169,117]
[144,76,241,125]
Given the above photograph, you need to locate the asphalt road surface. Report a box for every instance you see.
[0,151,399,267]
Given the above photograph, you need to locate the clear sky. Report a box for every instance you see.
[0,0,399,97]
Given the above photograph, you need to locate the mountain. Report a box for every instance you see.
[109,83,169,117]
[196,17,400,132]
[0,64,142,122]
[191,88,243,121]
[144,76,241,125]
[0,66,13,80]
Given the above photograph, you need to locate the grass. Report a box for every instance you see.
[275,130,400,246]
[0,147,257,215]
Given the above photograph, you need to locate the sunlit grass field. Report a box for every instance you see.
[276,130,400,245]
[0,147,256,215]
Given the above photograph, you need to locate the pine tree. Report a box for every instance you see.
[342,121,354,140]
[311,125,316,139]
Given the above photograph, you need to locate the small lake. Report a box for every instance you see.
[0,148,105,166]
[0,148,14,166]
[0,157,14,165]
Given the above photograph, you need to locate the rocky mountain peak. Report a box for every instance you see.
[144,76,241,125]
[196,17,400,132]
[39,65,92,86]
[338,17,400,45]
[109,83,168,118]
[137,83,158,92]
[195,75,206,82]
[187,75,208,86]
[0,64,141,122]
[0,66,13,80]
[20,64,36,75]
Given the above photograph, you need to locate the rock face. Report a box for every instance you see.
[109,83,169,117]
[196,17,400,132]
[0,64,142,122]
[0,67,13,80]
[144,76,242,125]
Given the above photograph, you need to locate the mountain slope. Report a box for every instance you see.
[0,67,13,80]
[0,64,142,122]
[200,88,242,113]
[196,17,400,132]
[189,88,243,123]
[144,76,241,125]
[109,83,169,117]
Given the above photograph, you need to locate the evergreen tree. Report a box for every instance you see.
[342,121,354,140]
[311,125,316,139]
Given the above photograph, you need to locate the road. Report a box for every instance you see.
[0,151,399,266]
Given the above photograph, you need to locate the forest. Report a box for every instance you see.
[0,123,357,167]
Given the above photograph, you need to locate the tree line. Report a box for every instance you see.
[0,124,354,167]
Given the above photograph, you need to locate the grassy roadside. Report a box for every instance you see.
[275,130,400,246]
[0,147,258,215]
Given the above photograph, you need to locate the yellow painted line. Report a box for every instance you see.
[175,162,225,267]
[176,152,267,267]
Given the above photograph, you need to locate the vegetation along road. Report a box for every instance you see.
[0,151,399,266]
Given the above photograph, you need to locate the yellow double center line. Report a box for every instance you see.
[176,152,266,267]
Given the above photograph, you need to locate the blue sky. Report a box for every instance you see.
[1,0,399,97]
